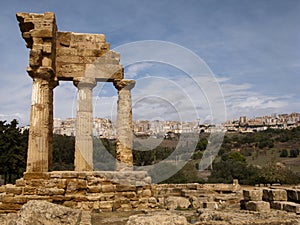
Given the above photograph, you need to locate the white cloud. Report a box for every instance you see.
[219,78,292,119]
[125,62,153,79]
[0,112,29,125]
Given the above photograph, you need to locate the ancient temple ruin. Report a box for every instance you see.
[16,12,134,172]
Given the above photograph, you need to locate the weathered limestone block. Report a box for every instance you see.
[286,189,300,203]
[52,195,65,202]
[87,185,101,193]
[0,202,22,212]
[23,187,36,195]
[23,172,51,180]
[119,198,130,205]
[190,196,202,209]
[36,187,65,196]
[116,185,137,192]
[121,204,134,211]
[243,189,263,201]
[64,194,87,202]
[270,201,283,210]
[0,186,5,193]
[143,176,152,185]
[141,189,152,198]
[56,63,85,77]
[56,31,122,81]
[54,172,79,179]
[25,195,52,202]
[62,201,77,209]
[26,179,46,187]
[148,197,157,204]
[282,202,300,214]
[165,196,190,210]
[14,200,91,225]
[116,191,137,200]
[86,194,101,201]
[181,189,206,198]
[15,179,26,187]
[51,179,67,189]
[1,196,28,204]
[273,201,300,214]
[126,212,188,225]
[203,202,218,209]
[87,177,107,186]
[66,179,87,194]
[263,189,287,201]
[5,185,22,195]
[101,184,116,193]
[245,201,270,212]
[98,193,115,201]
[77,201,94,210]
[148,197,158,209]
[130,200,139,209]
[99,201,114,212]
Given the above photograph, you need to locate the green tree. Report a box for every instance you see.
[208,152,258,185]
[196,138,208,151]
[257,163,300,185]
[52,134,75,170]
[0,120,28,184]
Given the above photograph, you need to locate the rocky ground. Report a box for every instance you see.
[1,200,299,225]
[91,208,300,225]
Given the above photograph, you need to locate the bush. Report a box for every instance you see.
[289,149,299,158]
[280,149,288,157]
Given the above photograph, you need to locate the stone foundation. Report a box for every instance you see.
[0,176,244,214]
[0,171,153,213]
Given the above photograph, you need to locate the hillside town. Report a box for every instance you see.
[51,112,300,139]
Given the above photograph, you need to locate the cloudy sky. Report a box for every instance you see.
[0,0,299,125]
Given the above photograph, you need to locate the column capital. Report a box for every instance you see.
[113,79,135,91]
[27,66,55,81]
[73,77,96,89]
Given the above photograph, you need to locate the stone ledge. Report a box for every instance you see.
[23,171,151,186]
[271,201,300,214]
[263,189,287,201]
[245,201,270,212]
[243,189,263,201]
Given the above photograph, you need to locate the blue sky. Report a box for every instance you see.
[0,0,299,125]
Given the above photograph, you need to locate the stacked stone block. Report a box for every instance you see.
[56,32,122,80]
[0,181,246,213]
[0,172,153,213]
[242,189,270,212]
[242,188,300,214]
[155,183,241,210]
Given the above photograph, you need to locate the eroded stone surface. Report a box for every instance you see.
[126,211,188,225]
[3,200,91,225]
[114,80,136,171]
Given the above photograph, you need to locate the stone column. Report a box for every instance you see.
[26,73,57,172]
[113,79,135,171]
[73,77,96,171]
